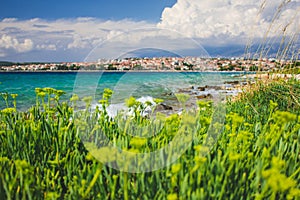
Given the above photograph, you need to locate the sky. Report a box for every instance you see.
[0,0,177,22]
[0,0,299,62]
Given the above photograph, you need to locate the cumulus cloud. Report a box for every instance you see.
[0,0,298,61]
[158,0,300,45]
[0,34,33,52]
[0,18,155,61]
[1,18,152,47]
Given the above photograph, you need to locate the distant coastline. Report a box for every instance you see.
[1,57,298,72]
[0,70,252,73]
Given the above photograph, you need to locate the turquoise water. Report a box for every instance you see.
[0,72,247,110]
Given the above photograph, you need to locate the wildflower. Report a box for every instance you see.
[273,111,297,123]
[194,156,207,165]
[38,91,46,98]
[1,107,16,114]
[225,124,231,131]
[10,93,18,99]
[166,114,179,123]
[154,98,164,104]
[35,87,43,94]
[229,153,241,161]
[54,90,65,99]
[237,130,253,141]
[45,192,60,199]
[86,152,94,161]
[197,100,212,109]
[231,113,244,124]
[43,87,54,94]
[15,160,31,171]
[130,137,147,149]
[68,107,73,113]
[70,94,79,102]
[0,157,9,162]
[171,163,181,174]
[262,168,297,192]
[271,156,285,170]
[167,193,178,200]
[126,96,137,108]
[1,92,9,107]
[193,145,202,152]
[199,116,211,126]
[287,188,300,199]
[98,99,108,105]
[103,88,113,100]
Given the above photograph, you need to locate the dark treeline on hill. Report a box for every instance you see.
[0,61,14,66]
[0,61,56,66]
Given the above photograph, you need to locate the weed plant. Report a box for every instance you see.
[0,79,299,199]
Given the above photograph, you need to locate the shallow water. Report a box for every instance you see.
[0,71,248,110]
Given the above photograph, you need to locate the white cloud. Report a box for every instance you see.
[0,0,298,61]
[36,44,57,51]
[0,18,154,58]
[158,0,300,45]
[0,34,33,52]
[67,35,91,49]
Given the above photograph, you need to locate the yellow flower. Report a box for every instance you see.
[43,87,54,94]
[103,88,113,100]
[194,156,207,165]
[229,153,241,161]
[125,96,137,108]
[154,98,164,104]
[55,90,65,97]
[86,152,94,161]
[38,91,46,98]
[1,107,16,114]
[70,94,79,102]
[130,137,147,149]
[171,163,181,174]
[167,193,178,200]
[274,111,297,123]
[35,87,43,93]
[10,94,18,99]
[197,100,212,109]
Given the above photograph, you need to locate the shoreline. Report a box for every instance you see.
[240,73,300,80]
[0,70,253,73]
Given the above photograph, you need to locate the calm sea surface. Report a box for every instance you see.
[0,71,248,110]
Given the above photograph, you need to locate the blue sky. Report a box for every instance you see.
[0,0,299,62]
[1,0,176,22]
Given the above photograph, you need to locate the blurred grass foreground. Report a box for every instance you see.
[0,77,299,199]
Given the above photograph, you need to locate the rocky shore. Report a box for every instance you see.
[153,79,249,115]
[153,72,300,115]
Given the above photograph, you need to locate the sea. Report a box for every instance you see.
[0,71,249,111]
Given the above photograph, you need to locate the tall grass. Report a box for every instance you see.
[0,0,299,198]
[0,81,299,199]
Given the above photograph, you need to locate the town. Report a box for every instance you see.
[0,57,297,72]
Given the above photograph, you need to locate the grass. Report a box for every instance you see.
[0,79,299,199]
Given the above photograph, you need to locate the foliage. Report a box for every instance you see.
[0,82,299,199]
